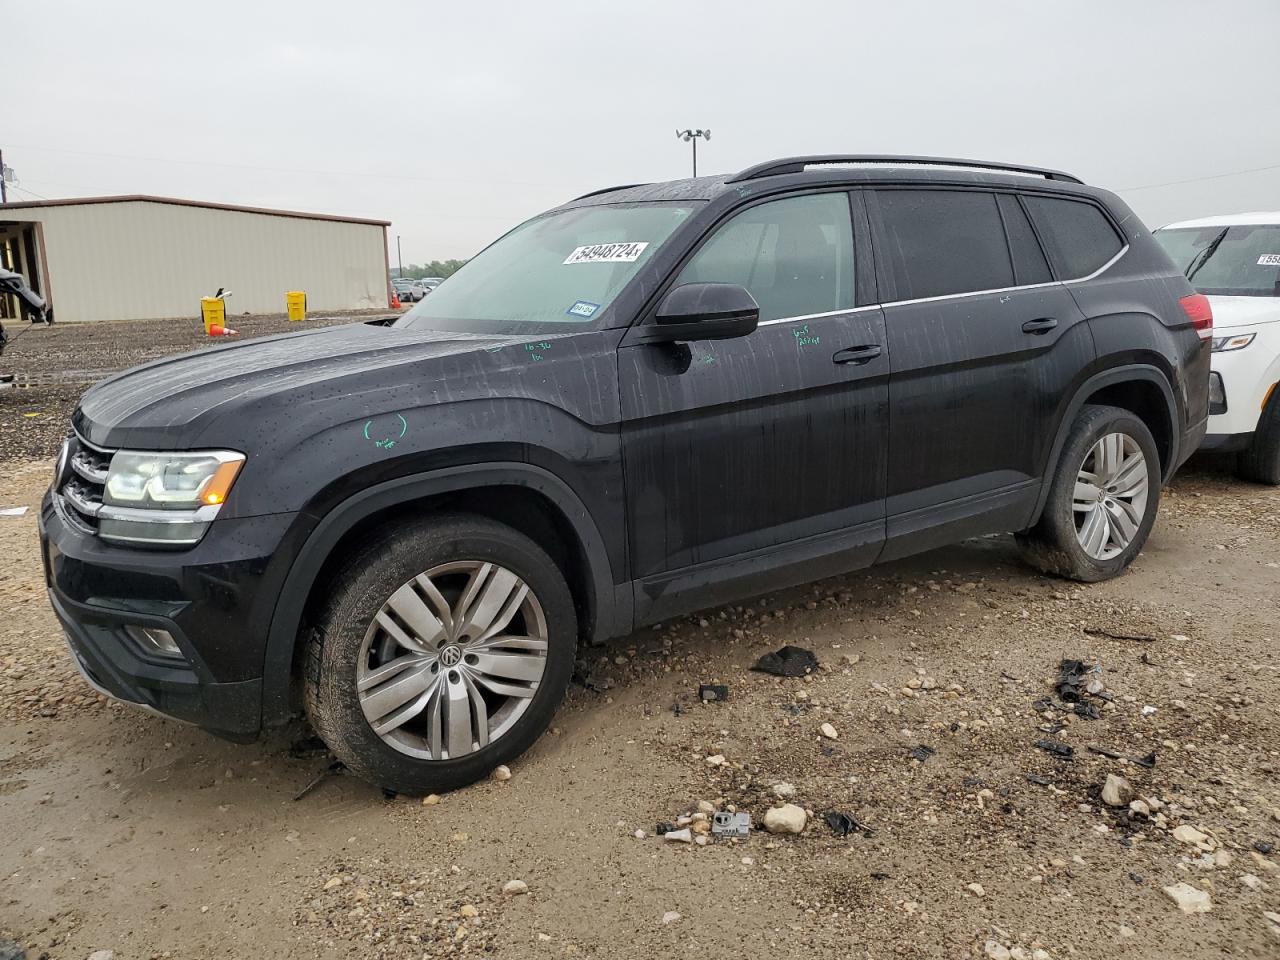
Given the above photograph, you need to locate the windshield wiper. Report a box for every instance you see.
[1186,228,1229,282]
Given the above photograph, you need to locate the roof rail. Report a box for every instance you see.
[570,183,651,202]
[726,155,1083,185]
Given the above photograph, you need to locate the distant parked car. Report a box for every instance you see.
[1155,214,1280,484]
[392,278,426,302]
[421,277,445,291]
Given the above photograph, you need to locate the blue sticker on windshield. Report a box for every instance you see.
[567,300,600,319]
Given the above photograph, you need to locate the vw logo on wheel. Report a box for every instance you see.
[439,644,463,668]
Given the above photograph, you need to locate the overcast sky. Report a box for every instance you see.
[6,0,1279,264]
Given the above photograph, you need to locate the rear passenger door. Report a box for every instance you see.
[866,188,1094,559]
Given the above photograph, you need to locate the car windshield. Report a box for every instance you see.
[1155,225,1280,297]
[395,202,697,333]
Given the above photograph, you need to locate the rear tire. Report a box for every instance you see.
[1016,404,1161,582]
[304,513,577,795]
[1236,390,1280,485]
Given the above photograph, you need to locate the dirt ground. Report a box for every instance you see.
[1,316,1278,959]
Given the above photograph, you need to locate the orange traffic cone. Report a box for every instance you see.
[208,323,238,337]
[390,291,402,309]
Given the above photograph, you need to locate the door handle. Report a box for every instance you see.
[1021,317,1058,334]
[832,344,883,365]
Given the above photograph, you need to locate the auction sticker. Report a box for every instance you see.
[564,242,649,265]
[1258,254,1280,266]
[566,300,600,318]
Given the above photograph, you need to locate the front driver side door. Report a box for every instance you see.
[618,191,890,623]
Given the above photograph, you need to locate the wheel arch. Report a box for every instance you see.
[1031,364,1179,525]
[260,463,623,728]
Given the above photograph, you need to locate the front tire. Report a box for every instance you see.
[1017,404,1161,582]
[1237,390,1280,485]
[304,513,577,795]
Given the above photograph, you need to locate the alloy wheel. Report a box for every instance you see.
[1073,432,1149,561]
[356,560,548,760]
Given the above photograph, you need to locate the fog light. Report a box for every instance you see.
[125,625,182,658]
[1208,372,1227,414]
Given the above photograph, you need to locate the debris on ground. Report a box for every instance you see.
[1088,745,1157,768]
[662,828,693,844]
[0,506,27,518]
[819,722,839,740]
[0,939,26,960]
[1163,882,1213,913]
[501,879,529,896]
[1034,739,1073,759]
[909,744,935,763]
[491,764,511,782]
[763,804,807,834]
[1084,625,1158,642]
[572,658,611,693]
[751,644,819,678]
[293,760,346,801]
[287,735,330,759]
[698,683,729,702]
[1054,658,1096,702]
[822,810,872,837]
[711,811,751,839]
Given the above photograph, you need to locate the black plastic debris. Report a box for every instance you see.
[909,745,935,763]
[1035,739,1074,759]
[1055,659,1093,703]
[1255,840,1275,855]
[751,645,819,678]
[655,821,677,836]
[699,683,730,703]
[823,810,872,837]
[870,871,892,881]
[1133,750,1157,769]
[1026,774,1051,786]
[1088,745,1122,760]
[1129,872,1144,885]
[1032,697,1054,713]
[294,760,346,801]
[1073,702,1101,721]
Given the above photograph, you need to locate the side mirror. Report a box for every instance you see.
[637,282,759,343]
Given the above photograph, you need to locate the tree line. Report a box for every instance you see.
[393,260,468,281]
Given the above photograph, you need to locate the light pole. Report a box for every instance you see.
[396,235,403,278]
[675,129,711,177]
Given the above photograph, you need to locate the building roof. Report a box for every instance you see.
[0,194,391,226]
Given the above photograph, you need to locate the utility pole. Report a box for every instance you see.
[396,235,403,277]
[675,129,711,177]
[0,149,7,204]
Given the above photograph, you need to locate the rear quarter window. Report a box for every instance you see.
[1024,196,1124,280]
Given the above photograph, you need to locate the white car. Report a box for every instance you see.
[1155,213,1280,484]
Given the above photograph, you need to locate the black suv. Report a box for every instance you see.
[40,155,1211,793]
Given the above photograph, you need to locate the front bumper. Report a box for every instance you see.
[40,491,302,741]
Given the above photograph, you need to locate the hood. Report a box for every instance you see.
[1204,295,1280,330]
[74,321,532,448]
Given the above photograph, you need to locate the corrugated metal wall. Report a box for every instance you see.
[11,200,389,322]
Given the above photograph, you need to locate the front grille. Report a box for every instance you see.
[58,435,115,534]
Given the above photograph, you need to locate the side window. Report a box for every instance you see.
[873,190,1014,300]
[677,193,854,323]
[997,194,1052,286]
[1023,195,1124,279]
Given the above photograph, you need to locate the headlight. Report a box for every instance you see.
[104,450,244,509]
[98,450,244,547]
[1211,333,1255,352]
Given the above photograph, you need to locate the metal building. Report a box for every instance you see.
[0,195,391,323]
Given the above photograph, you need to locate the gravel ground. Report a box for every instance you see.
[1,320,1278,958]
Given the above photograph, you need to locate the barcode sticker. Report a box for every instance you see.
[564,242,649,265]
